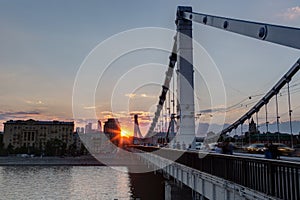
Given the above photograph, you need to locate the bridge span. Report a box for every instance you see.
[132,146,299,200]
[125,5,300,200]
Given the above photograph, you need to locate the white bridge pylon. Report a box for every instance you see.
[134,114,143,139]
[175,6,196,150]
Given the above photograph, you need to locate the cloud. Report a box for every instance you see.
[199,107,225,114]
[125,93,156,99]
[140,93,156,98]
[279,6,300,20]
[74,118,99,125]
[83,106,96,110]
[125,93,136,98]
[130,111,149,116]
[25,100,45,105]
[98,111,130,121]
[0,111,41,120]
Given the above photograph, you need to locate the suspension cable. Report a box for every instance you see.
[287,81,294,148]
[221,58,300,135]
[241,123,243,147]
[275,94,280,143]
[265,104,269,143]
[256,111,259,142]
[146,38,177,138]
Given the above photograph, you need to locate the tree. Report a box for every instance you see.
[7,143,14,154]
[68,143,77,156]
[0,134,4,154]
[80,143,87,155]
[45,139,66,156]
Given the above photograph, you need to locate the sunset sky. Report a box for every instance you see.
[1,1,300,135]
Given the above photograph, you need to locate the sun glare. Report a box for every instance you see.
[121,130,130,138]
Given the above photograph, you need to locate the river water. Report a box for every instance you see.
[0,166,133,200]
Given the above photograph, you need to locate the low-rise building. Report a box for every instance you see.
[3,119,74,151]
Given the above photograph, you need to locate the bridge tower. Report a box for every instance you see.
[175,6,196,149]
[133,114,143,144]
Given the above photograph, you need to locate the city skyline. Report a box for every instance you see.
[1,1,300,135]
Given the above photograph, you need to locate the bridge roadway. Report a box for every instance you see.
[233,152,300,163]
[132,146,300,200]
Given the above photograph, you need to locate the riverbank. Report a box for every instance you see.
[0,155,104,166]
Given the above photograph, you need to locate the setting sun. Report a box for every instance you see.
[121,129,131,138]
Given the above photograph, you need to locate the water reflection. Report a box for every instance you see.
[0,166,132,200]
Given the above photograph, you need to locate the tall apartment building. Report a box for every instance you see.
[3,119,74,150]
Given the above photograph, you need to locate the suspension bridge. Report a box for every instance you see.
[129,6,300,200]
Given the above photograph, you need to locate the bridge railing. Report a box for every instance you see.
[133,146,300,200]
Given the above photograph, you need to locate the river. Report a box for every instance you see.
[0,165,195,200]
[0,166,133,200]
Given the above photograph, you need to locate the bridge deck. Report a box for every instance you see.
[133,146,300,200]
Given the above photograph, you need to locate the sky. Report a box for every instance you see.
[1,0,300,135]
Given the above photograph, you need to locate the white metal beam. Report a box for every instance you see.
[181,10,300,50]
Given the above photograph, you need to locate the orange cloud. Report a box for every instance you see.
[125,93,156,99]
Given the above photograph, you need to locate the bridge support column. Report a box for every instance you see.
[176,6,196,150]
[165,179,194,200]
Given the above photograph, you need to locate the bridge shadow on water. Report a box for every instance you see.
[128,171,165,200]
[128,171,195,200]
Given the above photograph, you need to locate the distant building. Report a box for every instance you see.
[104,118,121,145]
[80,127,84,133]
[250,132,298,146]
[3,119,74,150]
[248,118,257,134]
[85,123,93,133]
